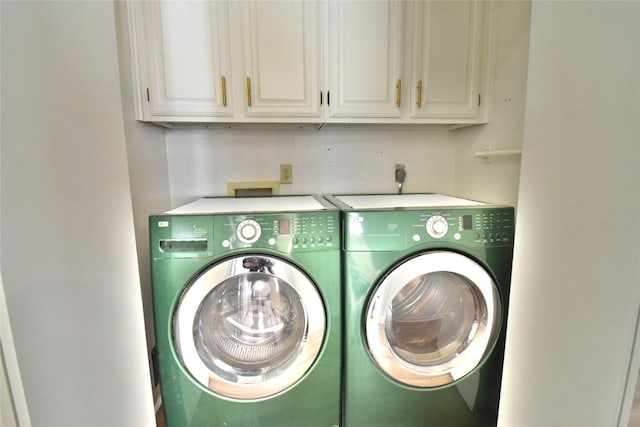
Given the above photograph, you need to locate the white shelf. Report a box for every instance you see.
[475,147,522,160]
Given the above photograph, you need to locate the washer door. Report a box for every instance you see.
[174,255,326,399]
[366,251,501,388]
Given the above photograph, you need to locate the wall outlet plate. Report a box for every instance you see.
[280,164,293,184]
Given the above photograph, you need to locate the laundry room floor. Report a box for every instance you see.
[156,408,165,427]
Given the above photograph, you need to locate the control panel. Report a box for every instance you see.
[410,209,514,246]
[343,207,514,251]
[218,212,339,253]
[150,211,339,259]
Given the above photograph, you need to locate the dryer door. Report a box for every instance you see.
[365,251,501,388]
[174,254,325,399]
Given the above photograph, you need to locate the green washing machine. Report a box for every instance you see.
[150,196,341,427]
[325,194,514,427]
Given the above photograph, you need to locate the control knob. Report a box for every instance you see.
[237,219,261,244]
[426,215,448,239]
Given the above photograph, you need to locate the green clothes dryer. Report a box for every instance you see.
[326,194,514,427]
[150,196,341,427]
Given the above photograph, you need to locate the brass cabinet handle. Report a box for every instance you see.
[416,80,422,109]
[246,76,252,107]
[221,76,227,107]
[396,79,402,107]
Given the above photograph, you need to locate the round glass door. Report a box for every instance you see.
[174,255,326,399]
[366,251,501,388]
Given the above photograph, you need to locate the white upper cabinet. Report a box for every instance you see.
[327,0,404,119]
[131,0,322,123]
[409,1,490,123]
[127,0,492,126]
[138,1,233,121]
[240,1,322,118]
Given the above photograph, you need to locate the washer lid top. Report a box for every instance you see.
[332,194,486,210]
[167,195,330,214]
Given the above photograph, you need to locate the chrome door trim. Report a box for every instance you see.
[365,251,501,388]
[174,254,326,399]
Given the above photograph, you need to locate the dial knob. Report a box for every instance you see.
[426,215,448,239]
[237,219,261,244]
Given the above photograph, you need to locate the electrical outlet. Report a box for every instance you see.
[395,164,406,183]
[280,164,293,184]
[395,164,407,194]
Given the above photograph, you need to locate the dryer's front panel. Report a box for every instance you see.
[365,251,501,388]
[174,254,326,399]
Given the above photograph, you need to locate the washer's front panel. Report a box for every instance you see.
[341,205,514,427]
[149,211,341,427]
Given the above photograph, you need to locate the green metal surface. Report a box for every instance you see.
[341,206,514,427]
[150,211,341,427]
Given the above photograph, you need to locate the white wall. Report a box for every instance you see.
[165,127,456,206]
[499,2,640,426]
[114,0,172,368]
[454,1,531,206]
[1,2,155,426]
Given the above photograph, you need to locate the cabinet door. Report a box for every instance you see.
[241,1,322,118]
[142,1,232,120]
[410,1,488,121]
[328,0,404,118]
